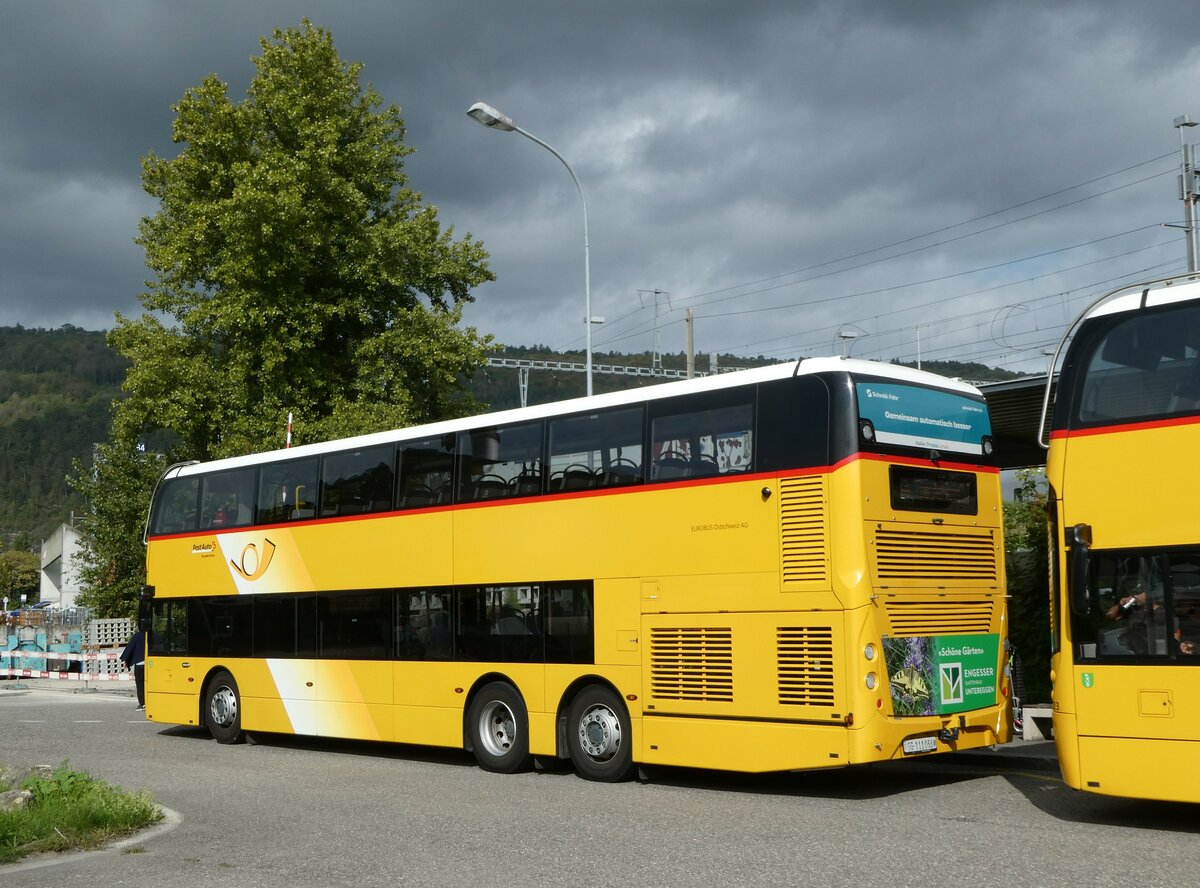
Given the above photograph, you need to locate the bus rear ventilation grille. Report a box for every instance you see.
[777,626,836,706]
[883,599,994,636]
[780,476,829,585]
[649,627,734,702]
[874,529,998,581]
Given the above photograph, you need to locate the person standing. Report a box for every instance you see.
[120,629,146,711]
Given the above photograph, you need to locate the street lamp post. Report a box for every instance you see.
[467,101,595,396]
[834,324,868,357]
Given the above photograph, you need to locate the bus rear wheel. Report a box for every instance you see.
[205,670,244,745]
[567,685,634,782]
[467,682,533,773]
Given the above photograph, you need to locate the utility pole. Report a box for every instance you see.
[637,289,671,371]
[1175,114,1199,273]
[685,309,695,378]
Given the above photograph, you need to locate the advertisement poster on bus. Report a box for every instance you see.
[855,382,991,455]
[882,633,1000,716]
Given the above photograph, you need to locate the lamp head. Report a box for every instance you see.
[467,102,516,132]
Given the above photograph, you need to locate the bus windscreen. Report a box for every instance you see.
[855,381,991,455]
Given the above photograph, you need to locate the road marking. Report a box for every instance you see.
[17,719,47,723]
[73,720,104,724]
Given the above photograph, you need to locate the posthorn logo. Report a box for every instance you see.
[939,662,964,705]
[229,538,277,581]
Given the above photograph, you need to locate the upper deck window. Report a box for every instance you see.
[257,457,319,523]
[1071,302,1200,427]
[320,446,395,517]
[648,389,753,481]
[457,422,544,502]
[152,477,199,535]
[200,468,256,529]
[548,406,644,491]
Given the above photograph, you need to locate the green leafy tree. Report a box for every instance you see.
[0,549,39,605]
[1004,468,1051,703]
[72,20,493,616]
[69,446,166,619]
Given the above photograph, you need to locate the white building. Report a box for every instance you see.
[40,522,85,609]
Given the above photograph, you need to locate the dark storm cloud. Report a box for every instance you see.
[2,1,1198,373]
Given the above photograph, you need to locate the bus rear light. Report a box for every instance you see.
[865,673,877,690]
[863,643,876,661]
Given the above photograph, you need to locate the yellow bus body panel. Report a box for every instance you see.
[1050,419,1200,801]
[147,458,1009,772]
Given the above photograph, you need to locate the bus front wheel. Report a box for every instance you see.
[566,685,634,782]
[205,670,244,745]
[467,682,533,773]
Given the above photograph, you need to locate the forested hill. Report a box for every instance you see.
[0,328,1024,546]
[0,326,127,546]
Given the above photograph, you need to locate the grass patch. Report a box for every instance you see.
[0,763,162,864]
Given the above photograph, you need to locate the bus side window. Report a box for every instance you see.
[398,436,455,509]
[756,377,830,471]
[1077,554,1170,659]
[649,389,753,481]
[257,457,319,524]
[320,446,396,517]
[200,468,256,529]
[548,406,644,492]
[152,477,199,535]
[150,600,187,654]
[456,422,543,503]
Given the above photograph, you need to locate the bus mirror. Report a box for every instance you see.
[1069,523,1092,616]
[137,585,155,632]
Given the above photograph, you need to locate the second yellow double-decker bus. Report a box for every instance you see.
[1043,273,1200,802]
[143,357,1010,780]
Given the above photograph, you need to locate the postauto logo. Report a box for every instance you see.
[229,538,277,582]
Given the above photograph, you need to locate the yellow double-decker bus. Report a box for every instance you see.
[1043,273,1200,802]
[142,357,1010,781]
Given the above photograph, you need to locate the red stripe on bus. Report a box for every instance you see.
[1050,413,1200,440]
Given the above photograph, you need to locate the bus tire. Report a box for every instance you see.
[467,682,532,773]
[205,670,244,745]
[566,685,634,782]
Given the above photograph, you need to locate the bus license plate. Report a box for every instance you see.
[902,736,937,755]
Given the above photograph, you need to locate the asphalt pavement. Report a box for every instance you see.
[1,676,1060,772]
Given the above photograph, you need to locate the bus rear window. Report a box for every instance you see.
[889,466,977,515]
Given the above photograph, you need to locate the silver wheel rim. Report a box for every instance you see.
[477,700,517,757]
[210,685,238,729]
[577,703,622,762]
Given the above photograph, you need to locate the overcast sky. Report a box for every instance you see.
[3,1,1199,375]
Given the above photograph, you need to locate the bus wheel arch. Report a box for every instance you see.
[464,677,533,774]
[202,668,244,745]
[561,680,635,782]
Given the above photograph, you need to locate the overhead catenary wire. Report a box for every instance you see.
[555,150,1183,375]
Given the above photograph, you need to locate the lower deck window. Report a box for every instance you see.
[149,581,595,665]
[1071,550,1200,661]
